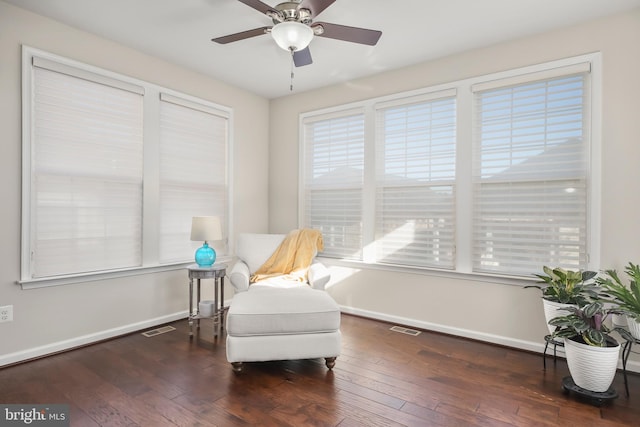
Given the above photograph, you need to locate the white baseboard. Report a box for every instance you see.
[339,305,640,374]
[0,311,188,367]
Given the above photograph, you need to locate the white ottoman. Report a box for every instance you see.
[226,287,341,372]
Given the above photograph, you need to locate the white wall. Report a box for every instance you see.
[269,9,640,368]
[0,2,270,364]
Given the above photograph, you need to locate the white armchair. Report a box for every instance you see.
[225,232,341,372]
[229,232,331,292]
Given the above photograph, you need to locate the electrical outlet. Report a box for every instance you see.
[0,305,13,323]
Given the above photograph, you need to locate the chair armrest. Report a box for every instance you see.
[229,260,250,293]
[308,262,331,290]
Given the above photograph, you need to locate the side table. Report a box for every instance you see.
[187,263,227,338]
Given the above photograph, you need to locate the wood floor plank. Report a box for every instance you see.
[2,314,640,426]
[433,401,517,427]
[62,386,140,427]
[136,390,217,427]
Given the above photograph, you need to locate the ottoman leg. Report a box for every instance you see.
[325,357,336,370]
[231,362,243,373]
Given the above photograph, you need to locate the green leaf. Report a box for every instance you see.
[553,329,577,339]
[548,316,572,327]
[582,302,602,318]
[631,280,640,307]
[606,269,623,286]
[583,329,605,347]
[572,319,590,333]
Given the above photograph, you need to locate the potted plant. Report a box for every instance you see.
[598,262,640,340]
[526,266,599,336]
[548,301,633,392]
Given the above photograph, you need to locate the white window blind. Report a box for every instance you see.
[158,94,228,263]
[375,94,457,268]
[31,65,144,278]
[302,111,365,259]
[472,69,590,276]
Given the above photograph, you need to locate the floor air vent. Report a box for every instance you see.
[390,325,421,336]
[142,325,176,337]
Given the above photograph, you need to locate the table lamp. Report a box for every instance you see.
[190,216,222,267]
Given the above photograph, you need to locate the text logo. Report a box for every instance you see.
[1,405,69,426]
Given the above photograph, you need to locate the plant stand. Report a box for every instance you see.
[543,334,564,369]
[561,376,618,406]
[621,335,639,397]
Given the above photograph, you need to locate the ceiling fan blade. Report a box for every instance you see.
[313,22,382,46]
[236,0,275,15]
[299,0,337,18]
[293,47,313,67]
[212,27,271,44]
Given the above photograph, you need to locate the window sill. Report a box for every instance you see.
[18,256,234,290]
[316,257,537,287]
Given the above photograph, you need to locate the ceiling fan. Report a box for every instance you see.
[212,0,382,67]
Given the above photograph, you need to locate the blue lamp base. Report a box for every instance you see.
[195,242,216,267]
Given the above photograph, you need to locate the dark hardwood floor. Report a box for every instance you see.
[2,314,640,426]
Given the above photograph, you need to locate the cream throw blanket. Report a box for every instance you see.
[250,229,324,284]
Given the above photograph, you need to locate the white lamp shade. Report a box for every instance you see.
[190,216,222,242]
[271,21,314,51]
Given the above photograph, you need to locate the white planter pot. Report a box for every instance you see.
[542,299,576,338]
[627,316,640,340]
[564,337,620,393]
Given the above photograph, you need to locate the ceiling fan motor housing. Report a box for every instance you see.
[269,2,312,24]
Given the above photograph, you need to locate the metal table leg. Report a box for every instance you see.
[188,276,194,337]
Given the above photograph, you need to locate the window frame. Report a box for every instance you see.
[299,53,601,281]
[20,46,233,289]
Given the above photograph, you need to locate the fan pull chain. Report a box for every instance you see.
[290,48,295,91]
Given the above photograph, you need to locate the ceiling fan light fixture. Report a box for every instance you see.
[271,21,313,51]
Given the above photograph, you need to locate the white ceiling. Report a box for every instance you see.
[6,0,640,99]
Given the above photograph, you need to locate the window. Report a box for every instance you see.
[300,55,599,278]
[158,94,229,264]
[302,110,365,259]
[21,48,231,285]
[28,58,144,278]
[375,92,457,268]
[472,65,591,276]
